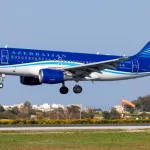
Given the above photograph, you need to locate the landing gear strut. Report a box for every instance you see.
[59,82,83,94]
[59,83,69,94]
[0,74,5,88]
[73,85,82,94]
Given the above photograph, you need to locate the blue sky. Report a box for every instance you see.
[0,0,150,110]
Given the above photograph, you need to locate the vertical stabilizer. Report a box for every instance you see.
[135,41,150,58]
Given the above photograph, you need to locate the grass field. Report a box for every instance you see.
[0,129,150,150]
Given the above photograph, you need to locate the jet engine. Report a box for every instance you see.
[39,69,71,84]
[20,76,42,86]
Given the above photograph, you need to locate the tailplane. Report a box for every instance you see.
[134,41,150,58]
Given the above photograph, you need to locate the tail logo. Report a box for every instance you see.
[136,41,150,57]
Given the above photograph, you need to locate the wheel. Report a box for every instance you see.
[73,85,82,94]
[59,86,69,94]
[0,83,3,88]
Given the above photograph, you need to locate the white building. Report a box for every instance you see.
[114,105,123,113]
[3,103,24,110]
[32,103,65,112]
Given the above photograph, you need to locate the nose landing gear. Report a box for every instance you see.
[0,74,5,88]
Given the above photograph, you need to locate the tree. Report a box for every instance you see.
[36,111,45,120]
[66,105,81,119]
[11,106,19,115]
[85,108,95,119]
[102,111,110,120]
[46,108,66,120]
[0,110,16,119]
[132,95,150,112]
[110,107,121,120]
[0,105,4,112]
[140,112,150,119]
[24,101,32,109]
[19,101,32,119]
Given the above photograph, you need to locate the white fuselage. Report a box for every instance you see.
[0,60,149,82]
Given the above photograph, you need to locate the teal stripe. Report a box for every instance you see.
[0,61,81,68]
[102,69,150,76]
[0,61,150,77]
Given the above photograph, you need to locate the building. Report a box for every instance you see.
[114,105,123,113]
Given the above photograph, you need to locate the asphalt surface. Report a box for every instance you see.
[0,125,150,131]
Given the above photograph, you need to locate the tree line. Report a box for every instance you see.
[132,95,150,112]
[0,101,121,120]
[0,95,149,120]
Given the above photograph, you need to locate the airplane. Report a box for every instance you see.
[0,41,150,94]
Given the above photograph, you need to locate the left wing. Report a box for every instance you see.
[63,57,128,78]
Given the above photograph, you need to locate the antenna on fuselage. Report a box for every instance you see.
[4,45,8,48]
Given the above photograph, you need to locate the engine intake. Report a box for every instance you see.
[20,76,42,86]
[39,69,65,84]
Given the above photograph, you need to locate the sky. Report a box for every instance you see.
[0,0,150,110]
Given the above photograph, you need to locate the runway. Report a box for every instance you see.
[0,125,150,131]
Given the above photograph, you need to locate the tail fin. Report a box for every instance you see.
[134,41,150,58]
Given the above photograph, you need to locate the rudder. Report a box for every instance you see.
[135,41,150,58]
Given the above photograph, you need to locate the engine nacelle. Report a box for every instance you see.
[39,69,66,84]
[20,76,42,86]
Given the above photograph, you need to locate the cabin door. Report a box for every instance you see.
[132,59,139,73]
[1,49,9,64]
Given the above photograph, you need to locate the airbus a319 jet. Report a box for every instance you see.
[0,41,150,94]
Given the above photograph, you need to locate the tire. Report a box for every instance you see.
[73,85,82,94]
[0,84,3,88]
[59,86,69,94]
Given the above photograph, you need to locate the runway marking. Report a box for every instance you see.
[0,126,150,131]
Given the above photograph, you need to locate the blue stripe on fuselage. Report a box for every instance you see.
[0,47,150,75]
[0,47,121,66]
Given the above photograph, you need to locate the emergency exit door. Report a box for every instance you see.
[1,50,9,64]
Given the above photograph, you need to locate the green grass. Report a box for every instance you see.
[0,129,150,150]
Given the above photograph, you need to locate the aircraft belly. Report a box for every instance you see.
[83,71,140,81]
[0,67,15,75]
[0,66,30,76]
[98,72,135,81]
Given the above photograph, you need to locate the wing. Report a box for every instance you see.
[63,57,129,78]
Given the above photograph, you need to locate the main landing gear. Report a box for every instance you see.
[0,74,5,88]
[59,82,83,94]
[59,86,69,94]
[73,85,82,94]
